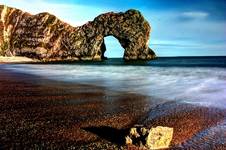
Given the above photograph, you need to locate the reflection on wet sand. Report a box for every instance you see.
[0,69,225,149]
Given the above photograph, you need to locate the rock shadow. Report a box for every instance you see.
[83,126,129,145]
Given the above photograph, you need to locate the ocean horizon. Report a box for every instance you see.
[15,56,226,67]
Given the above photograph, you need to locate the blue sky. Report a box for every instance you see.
[1,0,226,57]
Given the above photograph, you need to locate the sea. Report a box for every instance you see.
[1,56,226,148]
[1,56,226,109]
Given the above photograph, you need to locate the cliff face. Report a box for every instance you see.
[0,5,156,61]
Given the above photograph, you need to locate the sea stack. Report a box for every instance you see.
[0,5,156,61]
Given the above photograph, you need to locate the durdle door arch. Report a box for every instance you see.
[0,5,156,62]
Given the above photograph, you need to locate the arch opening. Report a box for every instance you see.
[102,36,124,59]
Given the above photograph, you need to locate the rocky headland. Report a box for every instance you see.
[0,5,156,62]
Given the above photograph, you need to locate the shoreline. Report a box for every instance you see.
[0,68,225,149]
[0,56,38,64]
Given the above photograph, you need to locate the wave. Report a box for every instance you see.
[1,60,226,109]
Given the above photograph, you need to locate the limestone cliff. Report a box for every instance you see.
[0,5,156,61]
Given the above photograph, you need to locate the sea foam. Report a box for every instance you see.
[2,60,226,109]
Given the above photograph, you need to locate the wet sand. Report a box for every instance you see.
[0,68,226,149]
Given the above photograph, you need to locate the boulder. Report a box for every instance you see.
[125,126,173,149]
[0,5,156,61]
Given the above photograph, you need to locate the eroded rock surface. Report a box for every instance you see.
[0,5,155,61]
[125,125,173,149]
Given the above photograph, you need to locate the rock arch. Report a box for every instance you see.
[0,5,156,61]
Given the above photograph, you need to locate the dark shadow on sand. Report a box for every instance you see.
[83,126,129,145]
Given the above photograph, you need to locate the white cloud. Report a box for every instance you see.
[181,11,209,19]
[143,9,226,56]
[0,0,109,26]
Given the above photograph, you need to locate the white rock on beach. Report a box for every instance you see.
[125,126,173,150]
[146,126,173,149]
